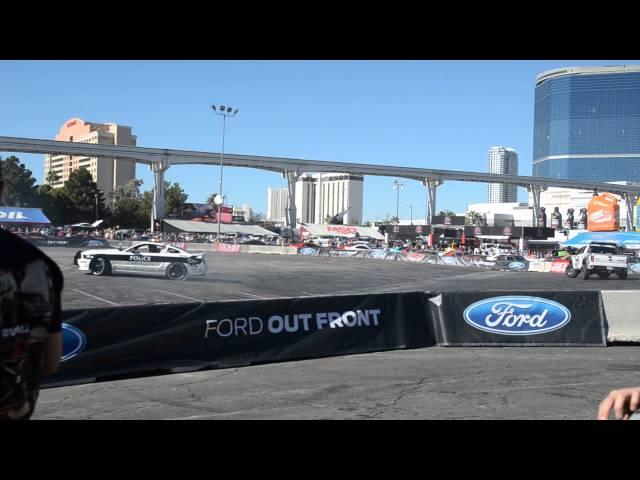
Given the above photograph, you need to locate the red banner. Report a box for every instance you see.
[550,261,569,273]
[326,226,359,235]
[216,243,242,253]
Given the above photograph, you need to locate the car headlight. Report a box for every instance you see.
[83,254,94,259]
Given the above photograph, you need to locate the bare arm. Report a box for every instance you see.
[597,387,640,420]
[42,332,62,375]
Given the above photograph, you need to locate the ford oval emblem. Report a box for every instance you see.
[61,324,87,361]
[509,262,526,270]
[299,247,318,256]
[463,296,571,335]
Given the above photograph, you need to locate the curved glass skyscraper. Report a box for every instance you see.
[533,65,640,182]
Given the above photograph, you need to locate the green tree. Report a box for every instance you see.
[45,170,60,185]
[109,178,143,205]
[437,209,456,217]
[165,182,188,217]
[38,186,73,226]
[59,168,106,224]
[0,155,38,206]
[249,211,265,224]
[108,179,148,229]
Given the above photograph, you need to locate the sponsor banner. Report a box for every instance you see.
[493,260,530,272]
[298,247,319,256]
[327,249,360,257]
[527,261,545,272]
[22,235,110,248]
[0,207,51,224]
[44,292,434,387]
[550,260,570,273]
[427,291,606,346]
[215,243,242,253]
[169,242,187,250]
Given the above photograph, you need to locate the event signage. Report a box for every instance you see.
[427,291,605,346]
[44,292,433,387]
[463,296,571,335]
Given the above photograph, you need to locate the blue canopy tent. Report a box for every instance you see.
[562,231,640,250]
[0,207,51,225]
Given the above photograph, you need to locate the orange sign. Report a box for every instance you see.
[587,192,620,232]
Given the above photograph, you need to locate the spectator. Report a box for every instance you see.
[0,162,63,420]
[598,386,640,420]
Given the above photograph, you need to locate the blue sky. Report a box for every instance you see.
[1,60,637,222]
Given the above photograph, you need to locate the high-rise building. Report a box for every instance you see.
[44,118,136,194]
[266,187,288,224]
[296,173,363,224]
[488,146,518,203]
[533,65,640,182]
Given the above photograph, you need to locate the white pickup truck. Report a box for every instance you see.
[565,242,629,280]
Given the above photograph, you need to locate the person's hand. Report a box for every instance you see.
[598,387,640,420]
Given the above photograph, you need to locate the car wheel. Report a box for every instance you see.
[166,262,188,280]
[565,266,578,278]
[90,257,111,276]
[580,267,590,280]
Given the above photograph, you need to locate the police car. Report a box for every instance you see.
[75,242,208,280]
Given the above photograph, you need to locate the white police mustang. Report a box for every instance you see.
[76,242,208,280]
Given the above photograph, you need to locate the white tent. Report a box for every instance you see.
[300,223,384,240]
[162,219,279,237]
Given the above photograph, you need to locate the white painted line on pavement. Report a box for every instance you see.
[237,292,272,299]
[155,290,202,303]
[72,289,120,306]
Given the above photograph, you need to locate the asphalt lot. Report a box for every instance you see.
[45,248,640,310]
[36,247,640,420]
[34,346,640,420]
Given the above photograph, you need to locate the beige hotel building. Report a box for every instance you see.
[44,117,137,194]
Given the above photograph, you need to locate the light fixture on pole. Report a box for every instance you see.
[392,180,404,223]
[211,104,239,240]
[401,200,413,225]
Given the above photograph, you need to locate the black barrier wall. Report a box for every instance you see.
[48,290,609,388]
[427,291,607,346]
[47,292,434,387]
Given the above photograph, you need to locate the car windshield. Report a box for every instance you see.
[591,246,617,254]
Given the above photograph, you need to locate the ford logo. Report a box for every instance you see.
[61,324,87,361]
[463,296,571,335]
[299,247,318,256]
[508,262,526,270]
[370,249,387,259]
[85,240,104,247]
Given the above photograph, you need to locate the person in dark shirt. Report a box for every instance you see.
[0,162,63,420]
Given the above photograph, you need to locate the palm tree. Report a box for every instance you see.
[466,210,481,225]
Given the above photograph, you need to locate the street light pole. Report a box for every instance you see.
[94,191,100,222]
[393,180,404,223]
[211,104,239,241]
